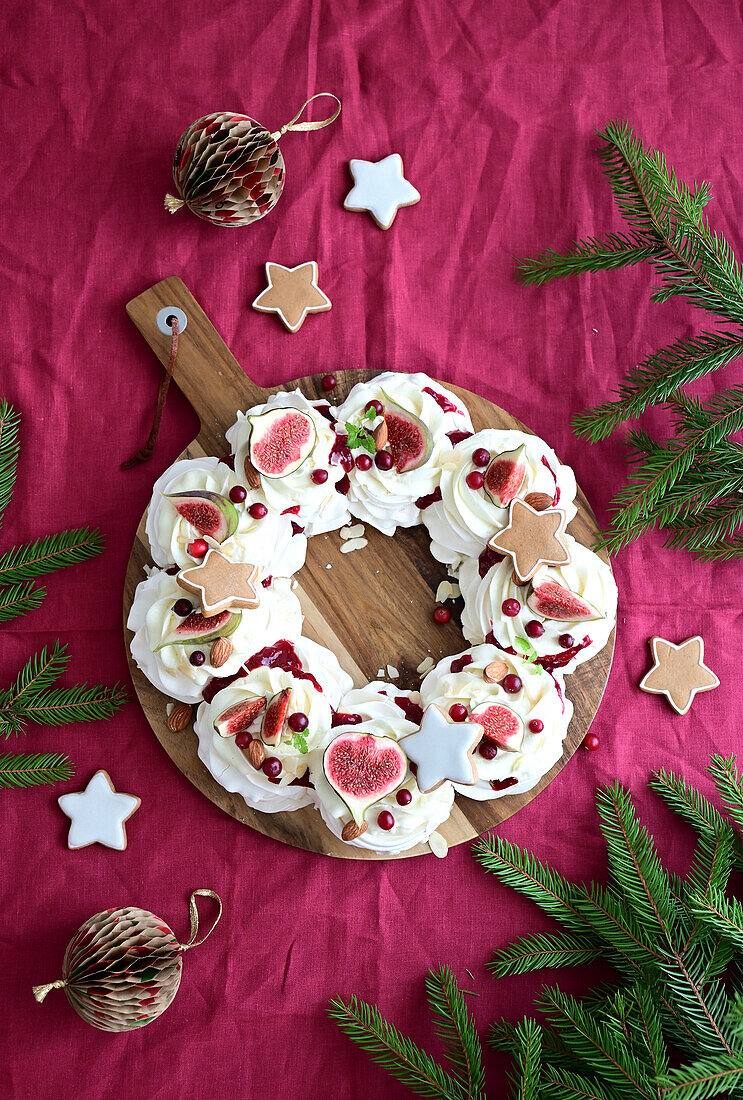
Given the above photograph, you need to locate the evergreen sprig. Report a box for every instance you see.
[331,754,743,1098]
[0,400,21,529]
[0,751,74,789]
[517,121,743,559]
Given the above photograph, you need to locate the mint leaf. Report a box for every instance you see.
[514,636,543,673]
[344,421,376,455]
[292,731,309,754]
[363,406,376,421]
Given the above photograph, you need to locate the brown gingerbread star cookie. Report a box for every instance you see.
[251,261,331,333]
[488,499,571,583]
[639,635,719,715]
[177,549,260,616]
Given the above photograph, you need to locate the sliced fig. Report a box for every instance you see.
[527,580,603,623]
[469,704,523,751]
[380,391,433,473]
[484,445,527,508]
[323,731,407,827]
[261,687,291,746]
[164,490,238,542]
[156,609,240,650]
[248,409,317,479]
[214,696,267,737]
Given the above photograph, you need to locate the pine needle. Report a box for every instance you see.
[0,751,73,789]
[0,527,104,586]
[0,400,21,531]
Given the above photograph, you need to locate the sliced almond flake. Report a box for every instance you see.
[165,702,174,717]
[386,665,399,679]
[340,523,365,540]
[429,832,449,858]
[417,656,434,675]
[449,583,461,599]
[377,668,385,678]
[435,581,452,603]
[340,538,368,554]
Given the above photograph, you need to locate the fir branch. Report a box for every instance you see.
[687,889,743,954]
[708,754,743,835]
[0,400,21,530]
[506,1019,542,1100]
[0,642,69,713]
[472,836,585,933]
[8,683,128,727]
[426,967,485,1099]
[0,580,46,624]
[0,527,104,587]
[650,765,743,870]
[489,933,601,978]
[540,1065,623,1099]
[0,751,73,789]
[518,232,657,284]
[659,1054,743,1099]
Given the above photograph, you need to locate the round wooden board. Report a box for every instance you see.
[123,278,615,860]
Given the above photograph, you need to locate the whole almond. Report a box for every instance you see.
[243,455,261,490]
[210,636,233,668]
[166,702,193,733]
[483,660,509,684]
[373,421,388,451]
[524,491,553,512]
[341,820,369,842]
[247,740,265,770]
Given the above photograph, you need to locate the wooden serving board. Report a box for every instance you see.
[123,277,615,860]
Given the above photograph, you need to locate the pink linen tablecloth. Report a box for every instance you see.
[2,1,740,1096]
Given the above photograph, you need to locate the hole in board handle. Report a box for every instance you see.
[156,306,187,335]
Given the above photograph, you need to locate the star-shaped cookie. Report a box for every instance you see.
[344,154,421,230]
[58,770,140,851]
[252,261,331,333]
[400,704,482,793]
[177,549,260,616]
[639,635,719,715]
[488,499,571,583]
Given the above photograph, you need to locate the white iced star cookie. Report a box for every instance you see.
[400,704,481,792]
[58,770,140,850]
[344,154,420,230]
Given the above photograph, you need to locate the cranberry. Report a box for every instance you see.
[288,712,308,732]
[433,606,451,624]
[449,703,468,722]
[188,539,208,558]
[529,719,544,733]
[375,450,394,471]
[262,757,282,778]
[472,447,490,468]
[321,374,337,391]
[479,742,498,759]
[364,399,383,416]
[173,598,192,617]
[502,674,522,694]
[584,733,600,752]
[248,503,268,519]
[559,634,575,649]
[377,810,395,831]
[502,598,521,617]
[229,485,247,503]
[466,471,485,490]
[396,789,412,806]
[312,469,329,484]
[526,620,545,638]
[189,651,206,666]
[235,731,253,748]
[355,454,373,471]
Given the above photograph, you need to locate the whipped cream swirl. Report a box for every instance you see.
[310,684,455,854]
[127,568,303,703]
[195,638,353,813]
[226,390,351,537]
[423,429,577,574]
[420,644,572,800]
[460,536,617,669]
[334,372,473,535]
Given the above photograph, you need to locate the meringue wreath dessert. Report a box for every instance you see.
[127,371,617,856]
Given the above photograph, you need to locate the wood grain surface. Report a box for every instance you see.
[123,277,615,860]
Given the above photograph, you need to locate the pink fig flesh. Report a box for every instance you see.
[323,731,407,825]
[215,696,267,737]
[164,490,238,541]
[484,445,527,508]
[261,687,292,746]
[156,609,240,650]
[380,392,432,473]
[527,581,602,623]
[248,409,316,478]
[469,704,523,751]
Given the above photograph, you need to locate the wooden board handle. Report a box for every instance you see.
[126,276,267,455]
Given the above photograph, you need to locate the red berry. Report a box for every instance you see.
[502,674,522,694]
[364,400,383,415]
[472,448,490,468]
[262,757,282,778]
[449,703,468,722]
[433,606,451,624]
[377,810,395,831]
[375,450,394,471]
[584,733,600,752]
[189,651,205,666]
[466,470,485,490]
[525,620,545,638]
[235,731,253,748]
[478,742,498,759]
[173,599,192,617]
[529,719,544,733]
[312,469,329,484]
[229,485,247,503]
[559,634,575,649]
[288,712,308,732]
[355,454,373,471]
[502,598,521,617]
[396,789,412,806]
[248,502,268,519]
[188,539,208,558]
[321,374,337,391]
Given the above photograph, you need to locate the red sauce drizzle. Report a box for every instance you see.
[535,636,592,672]
[447,430,473,446]
[330,430,354,472]
[478,546,504,578]
[289,771,313,787]
[415,486,442,510]
[315,403,335,422]
[202,667,248,704]
[291,521,305,536]
[335,474,350,495]
[218,454,236,469]
[394,697,424,724]
[541,455,560,506]
[261,575,272,588]
[490,777,518,791]
[423,387,460,414]
[245,639,323,692]
[450,654,473,674]
[281,505,301,515]
[331,711,363,727]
